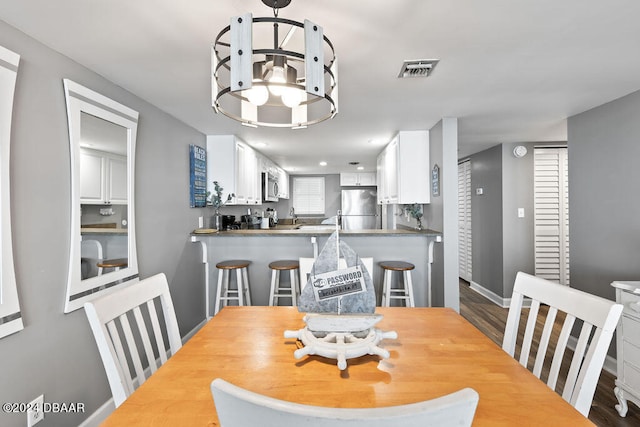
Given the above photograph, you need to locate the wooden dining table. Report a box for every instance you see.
[101,306,594,426]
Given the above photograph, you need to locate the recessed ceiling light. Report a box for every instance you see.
[357,166,364,170]
[254,142,268,148]
[319,161,327,166]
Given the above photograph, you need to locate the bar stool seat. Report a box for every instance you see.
[97,258,128,271]
[268,260,300,306]
[380,261,415,307]
[214,260,252,315]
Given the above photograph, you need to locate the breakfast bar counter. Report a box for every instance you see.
[192,226,439,236]
[191,227,441,315]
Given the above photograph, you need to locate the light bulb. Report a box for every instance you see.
[281,87,303,108]
[268,66,286,96]
[245,83,269,106]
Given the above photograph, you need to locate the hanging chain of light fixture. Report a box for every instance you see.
[212,0,338,129]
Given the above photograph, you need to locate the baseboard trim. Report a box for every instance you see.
[566,335,617,376]
[79,319,208,426]
[603,355,617,376]
[182,319,207,343]
[77,399,115,427]
[469,281,511,308]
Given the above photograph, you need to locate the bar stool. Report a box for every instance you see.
[380,261,415,307]
[214,260,252,315]
[96,258,128,273]
[268,260,300,306]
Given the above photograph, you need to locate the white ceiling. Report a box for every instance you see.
[2,0,640,174]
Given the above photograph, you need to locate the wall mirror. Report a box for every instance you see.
[63,79,139,313]
[0,45,23,338]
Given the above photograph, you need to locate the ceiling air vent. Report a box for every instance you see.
[398,59,439,78]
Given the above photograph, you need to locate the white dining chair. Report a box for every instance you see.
[502,271,623,417]
[81,239,104,278]
[299,257,373,291]
[84,272,182,408]
[211,378,479,427]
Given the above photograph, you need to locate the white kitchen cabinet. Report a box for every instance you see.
[611,281,640,417]
[376,130,430,204]
[277,167,290,199]
[107,156,127,203]
[384,137,399,203]
[80,147,127,204]
[339,172,376,186]
[206,135,261,205]
[376,149,386,204]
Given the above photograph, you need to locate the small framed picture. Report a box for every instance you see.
[189,145,207,207]
[431,164,440,197]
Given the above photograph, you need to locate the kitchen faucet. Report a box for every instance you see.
[290,206,297,223]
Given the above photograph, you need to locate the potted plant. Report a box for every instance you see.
[207,181,234,230]
[406,203,424,230]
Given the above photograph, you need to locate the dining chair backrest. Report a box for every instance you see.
[84,272,182,408]
[299,257,373,291]
[211,378,479,427]
[502,271,623,417]
[81,239,104,277]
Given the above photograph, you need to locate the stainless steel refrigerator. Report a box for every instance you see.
[340,188,380,230]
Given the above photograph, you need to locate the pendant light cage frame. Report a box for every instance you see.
[212,11,338,129]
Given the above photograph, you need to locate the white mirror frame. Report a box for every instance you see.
[0,45,23,338]
[63,79,139,313]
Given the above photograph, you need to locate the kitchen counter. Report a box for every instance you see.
[191,226,440,236]
[81,227,128,234]
[190,227,442,314]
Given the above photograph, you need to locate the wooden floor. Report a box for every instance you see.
[458,279,640,427]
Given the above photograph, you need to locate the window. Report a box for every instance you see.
[293,177,325,214]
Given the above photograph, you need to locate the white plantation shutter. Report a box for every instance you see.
[293,177,325,214]
[458,160,472,281]
[534,147,569,285]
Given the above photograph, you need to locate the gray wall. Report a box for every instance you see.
[0,21,206,427]
[468,144,504,296]
[568,89,640,300]
[425,122,444,307]
[424,118,459,310]
[441,118,460,310]
[465,141,566,300]
[500,142,536,298]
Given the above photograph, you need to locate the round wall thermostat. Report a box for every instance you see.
[513,145,527,158]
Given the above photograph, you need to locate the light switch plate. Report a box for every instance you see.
[518,208,525,218]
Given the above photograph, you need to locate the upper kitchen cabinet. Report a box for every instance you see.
[259,153,279,177]
[340,172,376,187]
[80,147,127,204]
[207,135,261,205]
[277,167,290,199]
[377,131,430,204]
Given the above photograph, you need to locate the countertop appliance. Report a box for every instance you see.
[262,172,279,203]
[221,215,236,230]
[340,188,380,230]
[240,214,261,229]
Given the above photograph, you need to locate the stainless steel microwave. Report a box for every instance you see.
[262,172,279,202]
